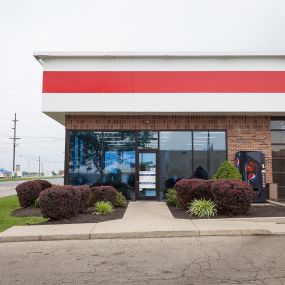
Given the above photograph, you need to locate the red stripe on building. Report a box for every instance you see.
[43,71,285,93]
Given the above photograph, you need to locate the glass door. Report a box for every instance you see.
[136,151,158,200]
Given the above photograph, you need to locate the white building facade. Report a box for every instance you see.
[35,52,285,200]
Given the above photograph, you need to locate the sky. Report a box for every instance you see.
[0,0,285,173]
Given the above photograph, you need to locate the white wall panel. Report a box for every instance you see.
[43,57,285,71]
[42,93,285,114]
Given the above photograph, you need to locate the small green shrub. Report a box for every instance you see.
[187,199,217,219]
[34,198,40,208]
[94,201,113,215]
[213,161,242,180]
[115,192,127,207]
[165,189,180,207]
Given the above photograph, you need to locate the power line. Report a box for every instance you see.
[16,154,63,164]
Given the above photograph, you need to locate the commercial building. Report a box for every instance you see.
[34,52,285,200]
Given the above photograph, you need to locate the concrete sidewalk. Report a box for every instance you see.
[1,201,285,242]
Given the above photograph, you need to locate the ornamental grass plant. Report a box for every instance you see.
[187,199,217,219]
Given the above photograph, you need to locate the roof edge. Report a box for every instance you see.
[33,51,285,60]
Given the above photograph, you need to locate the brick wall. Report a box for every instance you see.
[66,115,272,183]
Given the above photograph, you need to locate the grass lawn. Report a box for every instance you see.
[0,195,47,233]
[0,176,62,183]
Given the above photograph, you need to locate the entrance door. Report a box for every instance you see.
[136,151,158,200]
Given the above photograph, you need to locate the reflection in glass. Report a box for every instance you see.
[137,131,158,149]
[193,132,209,178]
[68,130,227,200]
[272,145,285,158]
[272,131,285,144]
[193,131,227,178]
[103,132,136,199]
[271,122,285,201]
[159,132,192,197]
[208,132,227,177]
[271,173,285,199]
[271,121,285,130]
[69,131,103,185]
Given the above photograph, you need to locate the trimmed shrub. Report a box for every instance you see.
[15,179,52,208]
[211,180,255,215]
[76,185,91,213]
[165,188,180,208]
[39,185,81,220]
[16,181,42,208]
[89,186,117,206]
[33,179,52,190]
[175,179,213,209]
[115,192,127,207]
[187,199,217,218]
[94,201,113,215]
[91,182,131,200]
[213,161,242,180]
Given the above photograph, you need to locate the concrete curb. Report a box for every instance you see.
[267,199,285,207]
[0,228,277,243]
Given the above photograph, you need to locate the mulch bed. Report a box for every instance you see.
[11,204,128,224]
[168,203,285,219]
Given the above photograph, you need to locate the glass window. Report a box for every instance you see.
[272,145,285,158]
[271,121,285,200]
[208,132,227,177]
[102,132,136,200]
[272,131,285,144]
[193,131,227,179]
[159,132,192,195]
[68,131,103,185]
[272,159,285,173]
[278,186,285,200]
[137,131,158,149]
[271,121,285,130]
[193,132,209,178]
[138,152,157,198]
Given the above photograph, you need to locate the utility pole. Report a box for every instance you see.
[9,113,21,172]
[38,156,41,177]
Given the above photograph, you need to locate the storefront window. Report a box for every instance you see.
[193,132,209,178]
[159,132,192,196]
[68,130,226,200]
[208,132,227,177]
[137,131,158,149]
[271,120,285,200]
[102,132,136,199]
[271,121,285,130]
[193,131,227,179]
[69,131,103,185]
